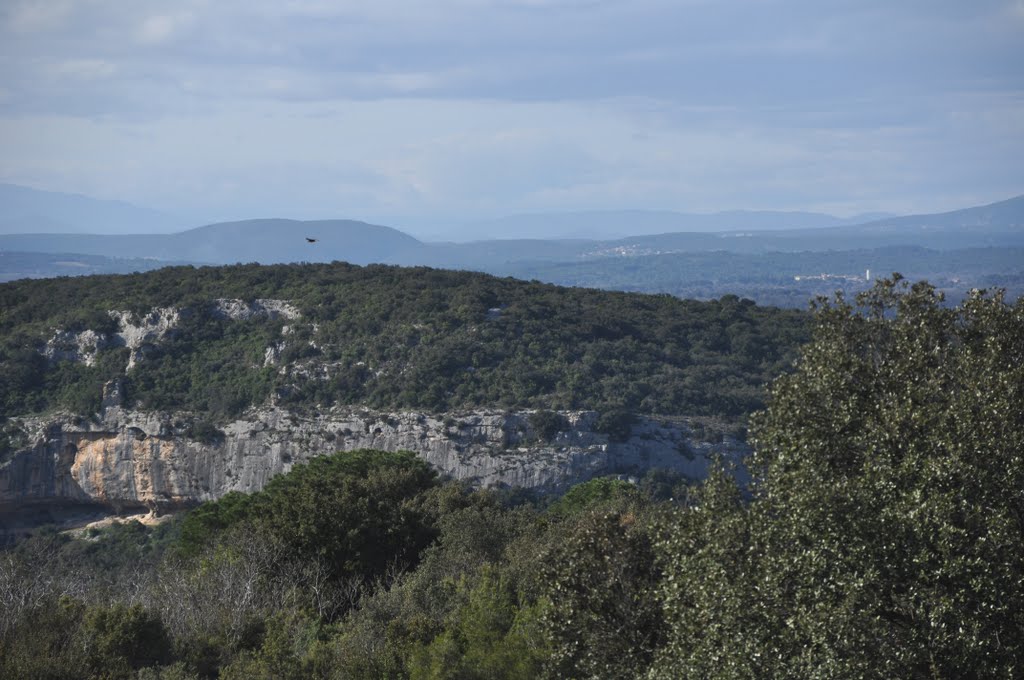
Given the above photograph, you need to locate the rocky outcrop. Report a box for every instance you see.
[40,300,299,373]
[111,307,183,370]
[42,307,184,371]
[212,299,300,322]
[43,329,109,366]
[0,405,747,522]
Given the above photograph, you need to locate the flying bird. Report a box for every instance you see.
[305,237,317,243]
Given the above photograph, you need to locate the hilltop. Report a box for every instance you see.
[0,261,802,524]
[0,261,806,421]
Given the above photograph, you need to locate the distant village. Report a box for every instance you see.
[794,269,872,283]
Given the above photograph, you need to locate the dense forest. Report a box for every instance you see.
[1,277,1021,678]
[0,262,807,424]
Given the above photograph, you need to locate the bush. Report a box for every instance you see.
[184,420,225,445]
[81,603,173,679]
[547,477,639,517]
[527,410,567,442]
[594,409,636,442]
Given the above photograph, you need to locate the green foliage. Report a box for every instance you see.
[0,596,87,679]
[127,309,279,420]
[406,568,548,680]
[546,476,639,517]
[217,612,321,680]
[81,603,173,679]
[256,449,438,582]
[133,662,200,680]
[175,450,439,582]
[70,518,180,572]
[527,409,567,441]
[0,343,48,414]
[540,510,665,679]
[0,261,807,420]
[652,277,1024,678]
[0,597,173,680]
[183,420,224,445]
[0,418,27,462]
[296,486,548,680]
[593,408,636,442]
[175,491,254,557]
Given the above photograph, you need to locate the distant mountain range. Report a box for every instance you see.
[0,218,420,266]
[1,187,1021,306]
[0,183,195,235]
[0,182,897,241]
[2,193,1022,264]
[389,195,1024,267]
[449,208,897,241]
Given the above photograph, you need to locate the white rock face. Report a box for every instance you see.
[43,329,109,366]
[0,407,748,518]
[212,299,301,321]
[108,308,182,370]
[43,308,182,371]
[263,341,287,367]
[41,301,301,372]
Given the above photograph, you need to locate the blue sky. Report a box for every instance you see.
[0,0,1022,230]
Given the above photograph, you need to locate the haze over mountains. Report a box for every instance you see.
[0,218,419,267]
[0,183,193,235]
[1,184,1022,306]
[418,209,898,241]
[2,183,1022,258]
[2,182,901,241]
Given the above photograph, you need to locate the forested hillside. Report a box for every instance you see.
[0,262,807,423]
[1,278,1020,678]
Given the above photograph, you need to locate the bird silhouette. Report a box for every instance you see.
[305,237,317,243]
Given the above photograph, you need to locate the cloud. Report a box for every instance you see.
[3,0,76,33]
[136,12,194,45]
[0,1,1021,224]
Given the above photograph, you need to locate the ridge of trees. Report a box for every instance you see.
[0,261,808,421]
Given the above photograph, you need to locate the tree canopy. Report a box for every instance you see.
[653,276,1024,677]
[0,261,807,421]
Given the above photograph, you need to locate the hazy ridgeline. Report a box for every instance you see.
[2,191,1023,308]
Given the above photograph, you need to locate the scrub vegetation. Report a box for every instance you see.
[2,276,1020,678]
[0,262,807,421]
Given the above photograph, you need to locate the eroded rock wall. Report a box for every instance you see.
[0,406,748,520]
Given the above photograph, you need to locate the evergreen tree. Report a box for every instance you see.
[653,277,1024,678]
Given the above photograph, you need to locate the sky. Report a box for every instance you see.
[0,0,1022,232]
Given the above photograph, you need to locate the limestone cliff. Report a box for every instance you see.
[0,404,747,522]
